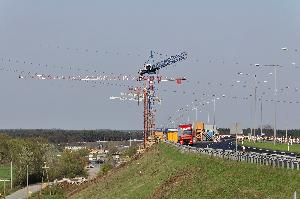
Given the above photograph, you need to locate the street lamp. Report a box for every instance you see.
[237,71,256,140]
[171,121,175,128]
[264,64,281,145]
[274,66,277,145]
[212,95,219,126]
[192,107,198,121]
[253,75,257,139]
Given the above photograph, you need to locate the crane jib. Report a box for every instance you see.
[153,52,187,70]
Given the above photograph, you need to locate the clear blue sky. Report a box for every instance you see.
[0,0,299,129]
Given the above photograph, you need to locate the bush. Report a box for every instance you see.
[98,163,112,176]
[123,146,138,158]
[49,149,87,180]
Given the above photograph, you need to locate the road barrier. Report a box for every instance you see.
[166,141,300,170]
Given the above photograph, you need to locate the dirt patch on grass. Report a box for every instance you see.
[147,167,200,199]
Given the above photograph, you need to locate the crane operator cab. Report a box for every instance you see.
[138,63,158,80]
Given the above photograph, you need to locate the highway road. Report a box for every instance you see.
[194,139,300,157]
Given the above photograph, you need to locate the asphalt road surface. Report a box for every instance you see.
[87,163,100,180]
[194,139,300,157]
[6,183,42,199]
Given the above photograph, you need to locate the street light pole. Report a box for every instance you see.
[274,67,277,145]
[213,97,216,126]
[236,130,238,153]
[211,95,216,126]
[207,112,210,124]
[129,131,132,147]
[192,107,198,121]
[264,64,279,145]
[260,96,263,136]
[253,75,257,139]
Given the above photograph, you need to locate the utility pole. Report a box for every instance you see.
[40,162,50,196]
[10,161,12,190]
[40,161,50,196]
[27,165,29,199]
[40,169,43,195]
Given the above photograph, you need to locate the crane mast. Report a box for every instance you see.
[138,51,187,148]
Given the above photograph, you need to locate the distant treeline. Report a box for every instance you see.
[218,128,300,137]
[0,129,143,144]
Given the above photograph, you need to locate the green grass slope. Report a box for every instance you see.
[241,140,300,153]
[72,143,300,199]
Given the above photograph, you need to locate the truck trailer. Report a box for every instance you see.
[165,128,179,143]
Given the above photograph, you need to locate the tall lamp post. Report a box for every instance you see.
[253,75,257,139]
[274,66,277,145]
[192,107,198,121]
[264,64,281,145]
[212,96,219,126]
[260,95,263,136]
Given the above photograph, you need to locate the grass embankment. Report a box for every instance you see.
[242,140,300,153]
[71,143,300,199]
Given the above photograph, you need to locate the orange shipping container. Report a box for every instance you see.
[167,132,178,143]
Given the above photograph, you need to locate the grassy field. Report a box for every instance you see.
[70,143,300,199]
[241,140,300,153]
[0,165,10,179]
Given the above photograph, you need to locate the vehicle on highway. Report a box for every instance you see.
[86,164,95,168]
[179,124,194,145]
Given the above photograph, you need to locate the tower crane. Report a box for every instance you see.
[138,51,188,148]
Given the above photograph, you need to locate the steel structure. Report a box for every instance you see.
[138,51,187,147]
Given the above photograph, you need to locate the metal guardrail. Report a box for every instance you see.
[166,141,300,170]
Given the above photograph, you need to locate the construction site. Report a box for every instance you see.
[1,1,300,199]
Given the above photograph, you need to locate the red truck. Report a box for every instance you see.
[179,124,194,145]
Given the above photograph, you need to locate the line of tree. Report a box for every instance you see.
[0,134,87,186]
[0,129,143,144]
